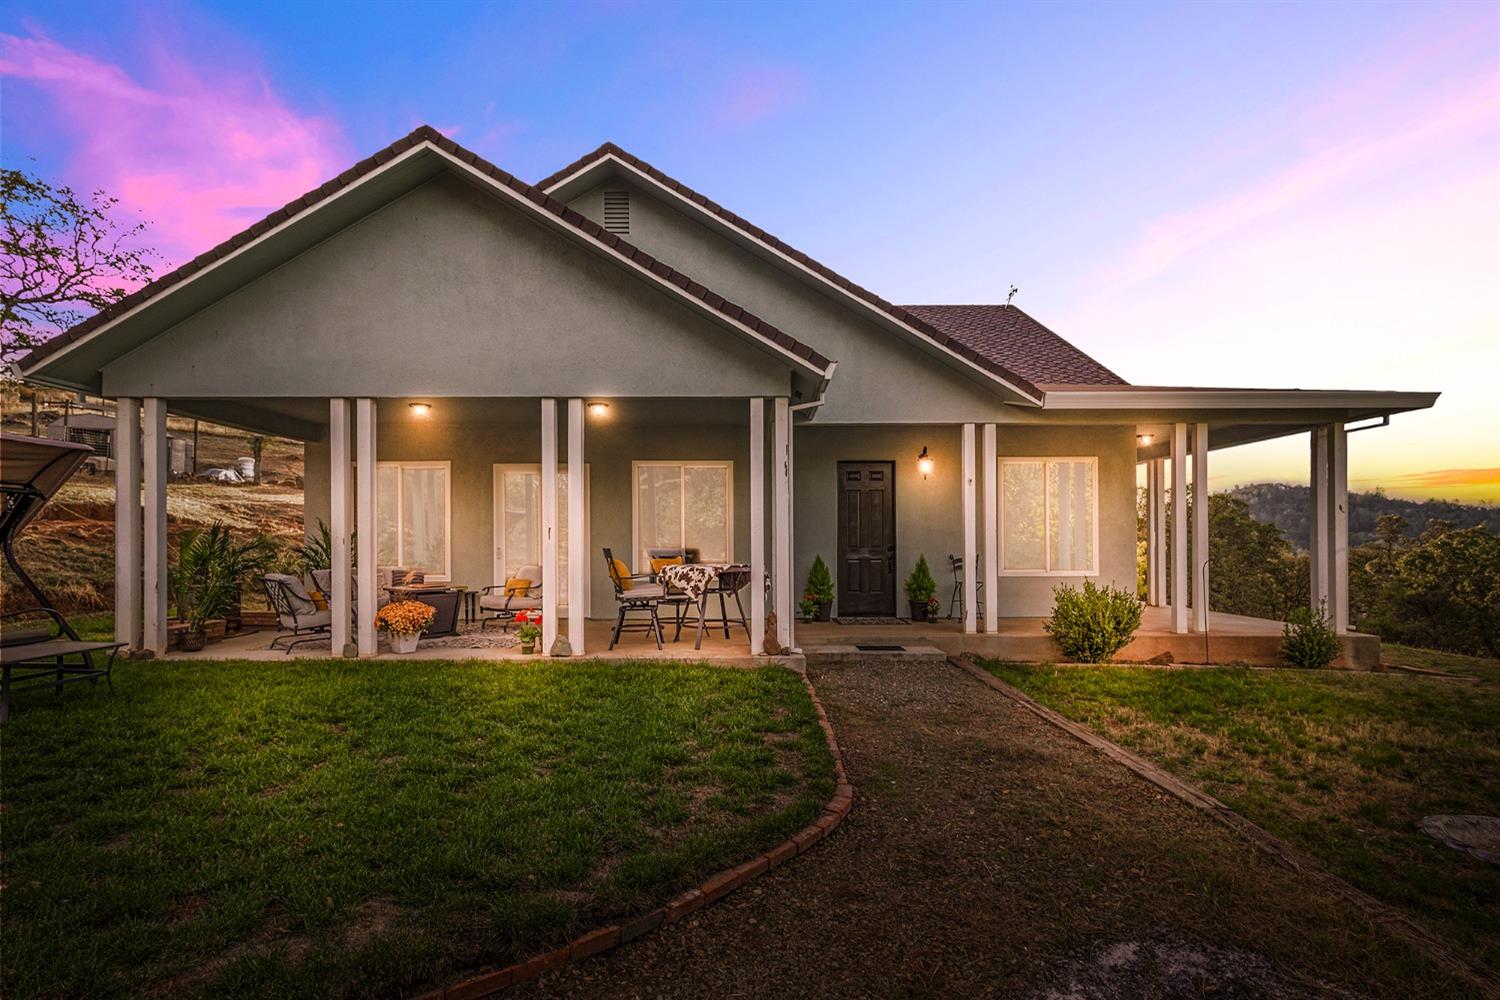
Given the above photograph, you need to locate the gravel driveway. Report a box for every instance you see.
[512,657,1473,999]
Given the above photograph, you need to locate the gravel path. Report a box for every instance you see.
[512,657,1471,999]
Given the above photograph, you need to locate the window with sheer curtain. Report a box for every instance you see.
[633,462,732,569]
[1000,457,1097,575]
[376,461,451,579]
[494,465,586,607]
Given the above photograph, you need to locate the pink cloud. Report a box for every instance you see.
[714,67,804,128]
[0,31,350,268]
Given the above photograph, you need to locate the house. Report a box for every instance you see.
[16,126,1437,663]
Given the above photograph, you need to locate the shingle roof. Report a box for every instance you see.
[539,143,1046,400]
[899,305,1126,387]
[22,127,832,376]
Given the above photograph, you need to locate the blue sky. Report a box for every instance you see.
[3,0,1497,498]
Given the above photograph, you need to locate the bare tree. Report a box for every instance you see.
[1,167,159,365]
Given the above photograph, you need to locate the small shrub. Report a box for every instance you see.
[1045,580,1143,663]
[1282,602,1342,668]
[805,555,835,603]
[905,555,937,603]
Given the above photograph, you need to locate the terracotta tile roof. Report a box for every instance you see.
[22,127,832,376]
[900,305,1127,387]
[538,143,1045,400]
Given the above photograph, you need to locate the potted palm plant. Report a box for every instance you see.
[172,523,276,650]
[905,554,937,622]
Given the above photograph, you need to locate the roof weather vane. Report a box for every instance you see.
[1006,284,1019,305]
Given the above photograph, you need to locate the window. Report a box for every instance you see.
[492,464,589,609]
[376,461,451,579]
[633,461,732,568]
[1000,457,1097,575]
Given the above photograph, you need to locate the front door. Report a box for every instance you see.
[837,461,896,616]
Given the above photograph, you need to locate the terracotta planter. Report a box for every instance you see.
[521,642,536,655]
[388,631,420,654]
[908,600,930,622]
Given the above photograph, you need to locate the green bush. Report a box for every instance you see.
[905,555,937,603]
[1282,602,1342,668]
[806,555,834,603]
[1045,580,1143,663]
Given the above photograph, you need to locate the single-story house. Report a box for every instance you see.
[16,126,1437,661]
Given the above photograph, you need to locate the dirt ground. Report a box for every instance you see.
[512,656,1480,999]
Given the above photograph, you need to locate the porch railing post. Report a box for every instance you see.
[982,422,998,633]
[567,398,585,656]
[749,398,766,654]
[355,398,378,656]
[1170,422,1189,634]
[142,398,168,655]
[113,398,142,652]
[1191,422,1210,632]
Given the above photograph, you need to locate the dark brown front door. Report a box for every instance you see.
[837,461,896,617]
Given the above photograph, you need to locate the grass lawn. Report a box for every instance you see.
[981,653,1500,974]
[0,658,834,999]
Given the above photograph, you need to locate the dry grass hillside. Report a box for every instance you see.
[3,386,305,613]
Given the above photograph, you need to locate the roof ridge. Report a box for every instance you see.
[535,143,1044,400]
[23,127,831,375]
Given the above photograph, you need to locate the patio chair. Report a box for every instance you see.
[604,547,669,650]
[262,573,332,654]
[947,554,984,622]
[309,568,390,625]
[478,564,542,631]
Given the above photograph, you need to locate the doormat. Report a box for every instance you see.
[833,617,910,625]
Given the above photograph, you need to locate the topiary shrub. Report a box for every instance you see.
[1282,602,1342,668]
[1045,580,1143,663]
[806,555,834,603]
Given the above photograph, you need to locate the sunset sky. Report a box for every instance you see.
[2,1,1496,501]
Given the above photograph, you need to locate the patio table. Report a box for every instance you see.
[658,563,752,650]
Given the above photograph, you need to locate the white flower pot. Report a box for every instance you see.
[388,631,420,654]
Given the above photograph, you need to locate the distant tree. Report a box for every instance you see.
[1383,524,1500,657]
[1207,494,1297,620]
[1,167,158,365]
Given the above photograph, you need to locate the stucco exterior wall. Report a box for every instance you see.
[101,174,792,400]
[569,180,1010,423]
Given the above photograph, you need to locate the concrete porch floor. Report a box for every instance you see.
[162,606,1378,669]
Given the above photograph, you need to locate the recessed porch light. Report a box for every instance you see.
[587,401,610,418]
[1137,433,1154,446]
[409,402,432,417]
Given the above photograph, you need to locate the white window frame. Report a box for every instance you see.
[998,456,1099,577]
[491,463,591,615]
[630,460,735,571]
[376,460,453,581]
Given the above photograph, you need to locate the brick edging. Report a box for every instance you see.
[951,655,1500,996]
[416,670,851,1000]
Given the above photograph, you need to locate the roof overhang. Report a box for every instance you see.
[542,150,1043,406]
[21,130,834,404]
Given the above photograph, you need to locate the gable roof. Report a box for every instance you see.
[21,127,832,384]
[899,305,1126,387]
[539,143,1045,404]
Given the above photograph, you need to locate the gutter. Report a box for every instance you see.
[790,361,838,416]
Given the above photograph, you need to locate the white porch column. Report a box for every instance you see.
[1309,426,1330,614]
[1327,423,1349,633]
[962,422,977,634]
[749,398,766,654]
[329,399,353,656]
[541,398,559,654]
[355,399,378,656]
[982,423,999,632]
[1146,458,1162,606]
[142,398,168,655]
[772,397,792,648]
[1191,422,1210,632]
[1169,422,1189,634]
[113,398,142,652]
[567,398,585,656]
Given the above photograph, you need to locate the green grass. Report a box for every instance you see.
[0,658,834,998]
[980,655,1500,973]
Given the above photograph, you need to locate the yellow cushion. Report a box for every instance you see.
[611,558,633,591]
[504,578,531,597]
[650,556,683,575]
[307,589,329,611]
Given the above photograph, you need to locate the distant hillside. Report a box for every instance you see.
[1227,483,1500,549]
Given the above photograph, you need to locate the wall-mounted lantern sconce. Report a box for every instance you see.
[408,402,432,417]
[1137,433,1154,446]
[587,401,610,418]
[917,446,934,479]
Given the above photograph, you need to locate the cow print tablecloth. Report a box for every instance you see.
[658,563,749,602]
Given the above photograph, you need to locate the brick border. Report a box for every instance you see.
[952,655,1500,996]
[414,670,851,1000]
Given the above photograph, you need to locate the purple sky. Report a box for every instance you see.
[3,1,1496,500]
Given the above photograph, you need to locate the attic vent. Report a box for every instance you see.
[602,190,630,234]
